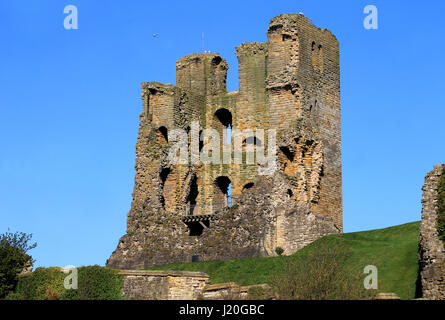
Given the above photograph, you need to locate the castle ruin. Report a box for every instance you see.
[107,14,342,269]
[419,164,445,299]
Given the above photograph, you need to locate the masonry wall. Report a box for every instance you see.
[119,270,272,300]
[419,164,445,299]
[265,15,342,228]
[107,14,342,270]
[120,270,209,300]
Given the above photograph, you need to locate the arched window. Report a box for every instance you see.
[214,108,232,128]
[214,176,232,211]
[214,108,233,161]
[156,126,168,144]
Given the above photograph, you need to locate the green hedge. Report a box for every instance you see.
[438,169,445,245]
[5,265,123,300]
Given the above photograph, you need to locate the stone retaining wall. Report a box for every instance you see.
[118,270,272,300]
[119,270,209,300]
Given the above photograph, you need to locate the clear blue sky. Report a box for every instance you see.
[1,1,444,268]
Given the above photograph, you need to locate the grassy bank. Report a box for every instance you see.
[149,221,420,299]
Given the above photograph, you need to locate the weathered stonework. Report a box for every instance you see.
[119,270,272,300]
[201,282,272,300]
[419,164,445,299]
[107,14,342,269]
[119,270,209,300]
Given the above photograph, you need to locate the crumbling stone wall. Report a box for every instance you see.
[201,282,272,300]
[119,271,271,300]
[419,164,445,299]
[119,270,209,300]
[107,14,342,269]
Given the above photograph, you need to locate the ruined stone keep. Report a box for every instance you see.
[107,14,342,269]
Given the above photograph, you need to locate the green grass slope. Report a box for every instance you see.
[149,221,420,299]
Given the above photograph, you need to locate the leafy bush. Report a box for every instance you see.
[64,266,124,300]
[6,266,123,300]
[6,267,66,300]
[438,169,445,245]
[0,231,36,298]
[275,247,284,256]
[270,240,374,300]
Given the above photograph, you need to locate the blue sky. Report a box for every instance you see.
[1,1,444,268]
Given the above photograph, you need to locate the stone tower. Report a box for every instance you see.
[107,14,342,269]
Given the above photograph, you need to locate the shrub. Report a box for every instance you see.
[275,247,284,256]
[438,169,445,245]
[270,240,374,300]
[6,266,123,300]
[246,285,273,300]
[64,266,124,300]
[0,231,36,298]
[8,267,66,300]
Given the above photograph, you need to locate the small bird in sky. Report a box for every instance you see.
[152,33,159,38]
